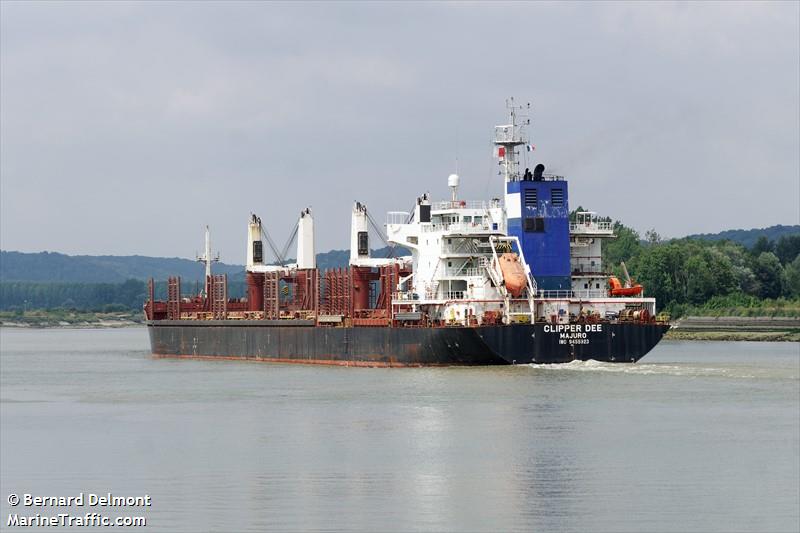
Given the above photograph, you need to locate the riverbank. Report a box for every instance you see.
[665,330,800,341]
[0,310,143,328]
[667,316,800,341]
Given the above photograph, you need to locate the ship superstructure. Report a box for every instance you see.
[144,101,669,365]
[385,190,535,326]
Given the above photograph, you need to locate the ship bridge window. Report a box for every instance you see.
[464,216,472,223]
[524,217,545,233]
[551,189,564,207]
[474,216,483,224]
[524,189,538,208]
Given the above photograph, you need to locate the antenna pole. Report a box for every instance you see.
[197,225,220,296]
[204,226,212,281]
[494,97,530,183]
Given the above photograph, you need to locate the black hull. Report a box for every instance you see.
[147,321,670,366]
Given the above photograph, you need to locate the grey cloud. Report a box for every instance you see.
[1,1,798,262]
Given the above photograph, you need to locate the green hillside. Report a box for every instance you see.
[0,246,407,284]
[0,246,409,312]
[0,251,241,283]
[3,221,798,318]
[685,225,800,249]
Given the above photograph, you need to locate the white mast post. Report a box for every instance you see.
[196,225,219,295]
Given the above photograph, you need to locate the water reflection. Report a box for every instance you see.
[1,330,798,532]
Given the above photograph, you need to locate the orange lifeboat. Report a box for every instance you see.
[499,253,527,297]
[609,276,644,296]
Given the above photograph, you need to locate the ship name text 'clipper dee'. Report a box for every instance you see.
[145,100,670,365]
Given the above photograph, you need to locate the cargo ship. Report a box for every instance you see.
[145,100,669,365]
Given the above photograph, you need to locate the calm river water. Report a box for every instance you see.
[1,328,798,532]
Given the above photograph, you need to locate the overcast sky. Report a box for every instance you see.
[1,1,798,262]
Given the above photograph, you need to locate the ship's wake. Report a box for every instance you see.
[527,359,798,380]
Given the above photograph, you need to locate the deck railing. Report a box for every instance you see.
[570,262,606,275]
[386,211,412,225]
[420,221,495,234]
[536,289,609,299]
[443,267,484,277]
[392,291,418,301]
[569,221,613,233]
[444,291,466,300]
[432,200,488,210]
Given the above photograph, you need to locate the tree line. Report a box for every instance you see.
[0,280,248,312]
[600,219,800,317]
[2,220,798,316]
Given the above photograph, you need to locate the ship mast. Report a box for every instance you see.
[196,225,219,295]
[494,97,530,183]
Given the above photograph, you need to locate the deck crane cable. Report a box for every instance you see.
[260,226,286,267]
[365,209,395,258]
[404,202,415,224]
[278,220,300,265]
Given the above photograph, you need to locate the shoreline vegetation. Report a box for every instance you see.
[1,223,799,341]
